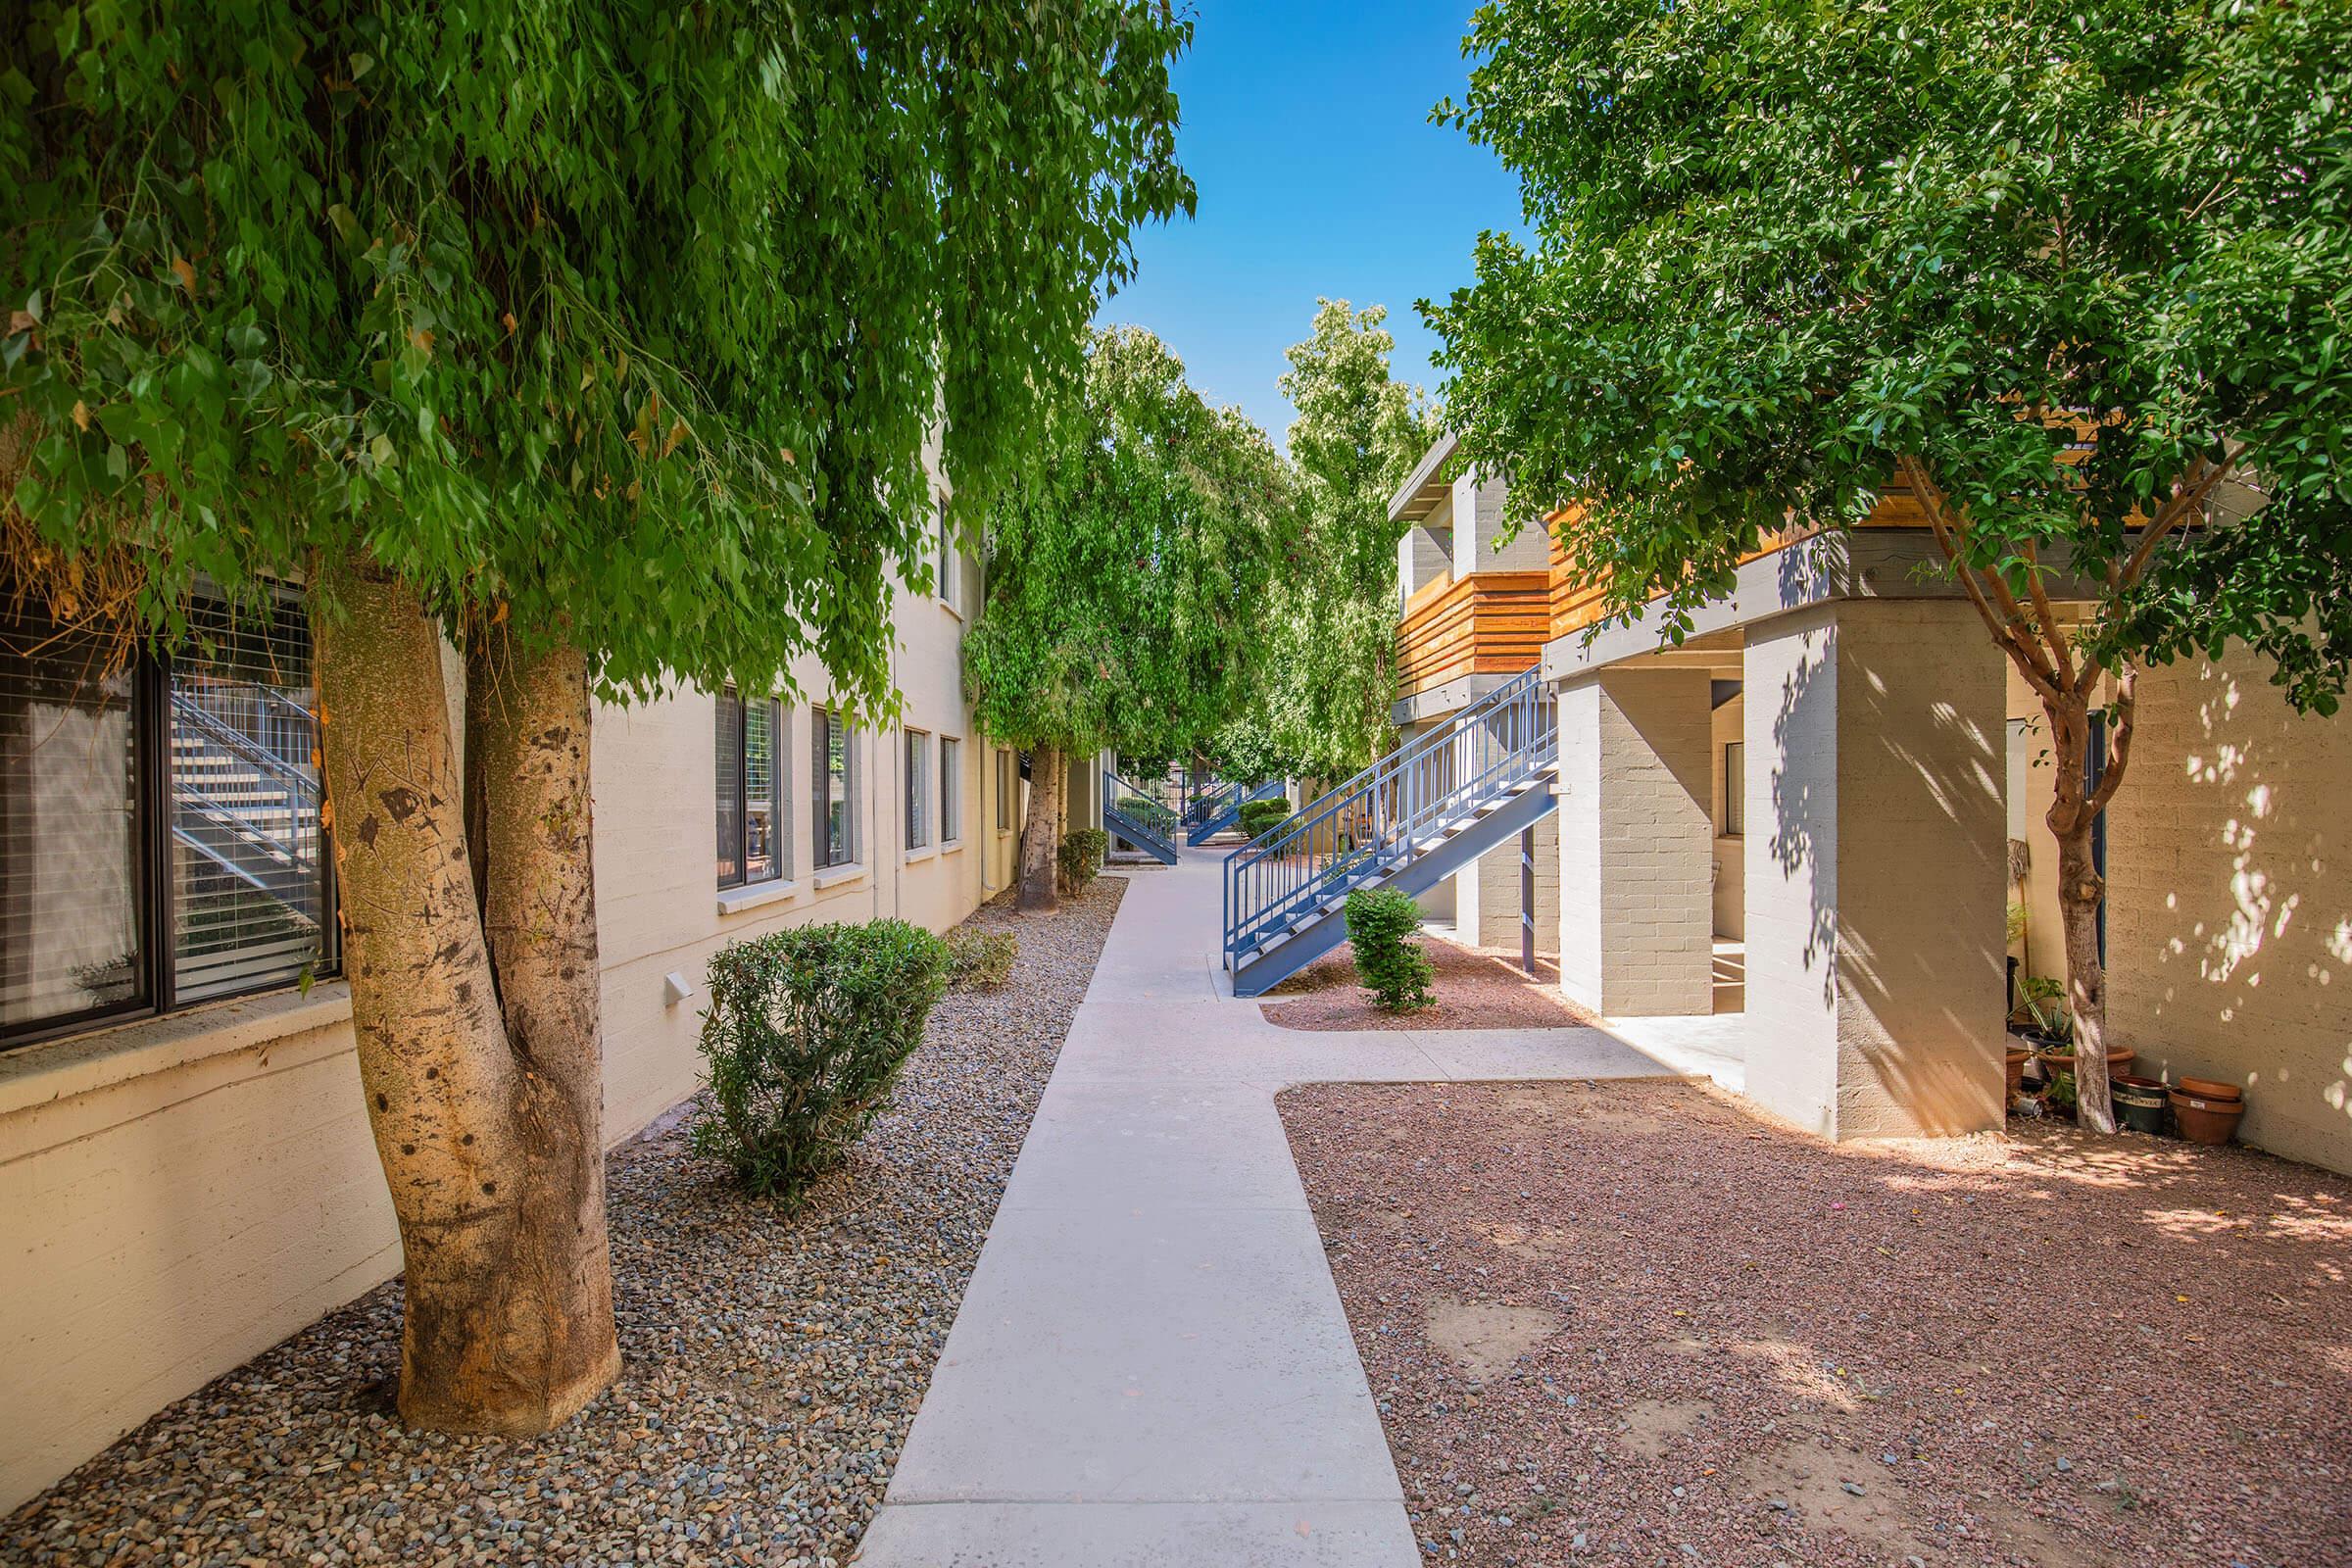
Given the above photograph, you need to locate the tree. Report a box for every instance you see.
[965,326,1287,909]
[1428,0,2352,1130]
[4,0,1189,1428]
[1252,301,1438,782]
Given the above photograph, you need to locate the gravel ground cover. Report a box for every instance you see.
[4,878,1127,1568]
[1279,1078,2352,1568]
[1261,934,1600,1033]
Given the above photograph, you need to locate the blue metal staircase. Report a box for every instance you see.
[1185,778,1286,846]
[1222,666,1557,998]
[1103,768,1182,865]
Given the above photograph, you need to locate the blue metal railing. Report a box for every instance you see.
[1222,667,1555,968]
[1103,767,1182,861]
[1183,777,1285,845]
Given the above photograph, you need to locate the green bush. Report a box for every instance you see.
[945,927,1018,991]
[1238,798,1292,839]
[692,918,952,1202]
[1346,887,1434,1013]
[1058,827,1110,893]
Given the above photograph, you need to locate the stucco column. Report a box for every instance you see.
[1741,601,2006,1139]
[1554,666,1715,1015]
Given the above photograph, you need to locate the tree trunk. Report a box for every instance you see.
[314,561,619,1434]
[2038,688,2118,1134]
[463,622,622,1425]
[1019,744,1064,912]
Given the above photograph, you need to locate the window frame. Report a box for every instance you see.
[1722,740,1745,839]
[996,748,1014,832]
[811,707,858,871]
[2,593,339,1054]
[715,688,788,892]
[939,735,961,846]
[905,726,932,852]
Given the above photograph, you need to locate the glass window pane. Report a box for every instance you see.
[940,736,960,842]
[815,710,855,868]
[1,613,144,1038]
[906,730,930,850]
[168,596,328,1004]
[715,692,745,888]
[1724,741,1745,838]
[744,699,780,883]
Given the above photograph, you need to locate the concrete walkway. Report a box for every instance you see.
[858,852,1712,1566]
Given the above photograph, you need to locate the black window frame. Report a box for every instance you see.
[2,593,339,1054]
[1722,740,1745,838]
[940,735,961,845]
[905,726,932,852]
[812,707,857,870]
[715,688,787,891]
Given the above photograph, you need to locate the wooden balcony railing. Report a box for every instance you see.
[1396,569,1551,699]
[1544,476,1931,641]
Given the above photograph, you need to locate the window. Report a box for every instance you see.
[716,691,787,889]
[1722,741,1745,838]
[813,707,856,869]
[936,498,956,612]
[4,591,334,1049]
[939,736,961,844]
[905,728,932,852]
[996,748,1014,831]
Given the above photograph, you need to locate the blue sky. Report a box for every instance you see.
[1094,1,1523,446]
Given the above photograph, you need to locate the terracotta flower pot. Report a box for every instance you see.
[2005,1047,2030,1107]
[2169,1090,2244,1147]
[2178,1076,2241,1102]
[2038,1045,2134,1080]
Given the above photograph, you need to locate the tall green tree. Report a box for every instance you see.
[1253,301,1437,782]
[1429,0,2352,1129]
[964,326,1287,908]
[4,0,1189,1428]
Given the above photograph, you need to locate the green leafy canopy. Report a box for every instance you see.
[3,0,1193,710]
[1241,299,1436,780]
[963,324,1290,760]
[1427,0,2352,712]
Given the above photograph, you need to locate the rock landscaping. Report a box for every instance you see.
[1260,932,1599,1033]
[1280,1077,2352,1568]
[3,878,1126,1568]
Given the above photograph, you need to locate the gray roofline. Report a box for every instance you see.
[1386,430,1460,525]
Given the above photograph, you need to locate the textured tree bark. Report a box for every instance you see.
[2038,685,2118,1134]
[314,562,618,1435]
[462,622,622,1427]
[1019,744,1064,912]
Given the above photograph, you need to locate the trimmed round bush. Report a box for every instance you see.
[1058,827,1110,893]
[1345,886,1434,1013]
[693,918,952,1202]
[1238,797,1292,840]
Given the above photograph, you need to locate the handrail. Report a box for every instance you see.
[1103,768,1182,853]
[1222,667,1555,966]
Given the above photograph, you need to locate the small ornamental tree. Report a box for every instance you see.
[4,1,1188,1429]
[1252,302,1439,781]
[964,327,1288,910]
[1429,0,2352,1130]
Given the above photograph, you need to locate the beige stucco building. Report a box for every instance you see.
[0,494,1065,1508]
[1527,472,2351,1169]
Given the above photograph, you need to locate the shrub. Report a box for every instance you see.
[945,927,1018,991]
[1238,798,1292,839]
[1346,887,1434,1013]
[1058,827,1109,893]
[692,918,952,1202]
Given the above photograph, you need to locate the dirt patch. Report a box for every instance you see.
[1425,1297,1564,1381]
[1279,1077,2352,1568]
[1618,1397,1712,1460]
[1259,932,1601,1032]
